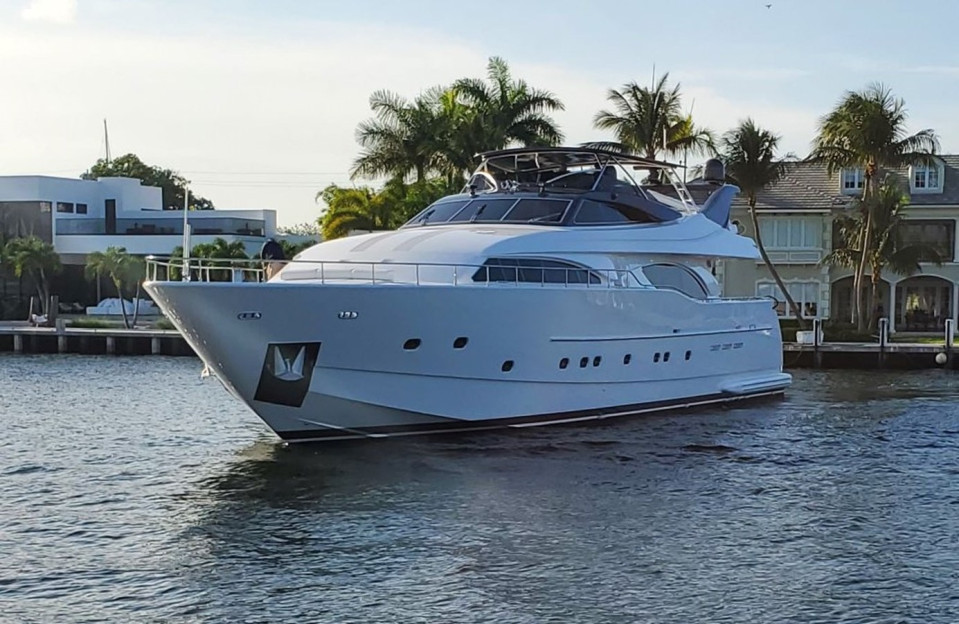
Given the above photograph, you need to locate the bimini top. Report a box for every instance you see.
[401,146,737,230]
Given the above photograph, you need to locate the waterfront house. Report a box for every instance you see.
[721,156,959,333]
[0,175,278,313]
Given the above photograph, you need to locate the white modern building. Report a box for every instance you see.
[0,175,277,265]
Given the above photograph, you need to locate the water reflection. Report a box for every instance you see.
[8,361,959,622]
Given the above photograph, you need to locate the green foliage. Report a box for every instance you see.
[85,246,145,328]
[69,317,115,328]
[811,84,940,330]
[155,317,175,330]
[588,73,715,160]
[351,57,564,186]
[823,177,944,305]
[811,84,939,184]
[82,153,214,210]
[171,238,249,281]
[279,239,314,258]
[723,119,802,321]
[277,222,320,237]
[318,177,460,241]
[2,236,62,314]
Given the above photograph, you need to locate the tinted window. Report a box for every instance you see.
[76,203,88,214]
[473,258,600,284]
[56,202,74,213]
[448,198,518,222]
[406,200,470,225]
[643,263,708,298]
[503,199,570,223]
[573,199,659,224]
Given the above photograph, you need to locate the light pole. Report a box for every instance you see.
[181,185,191,281]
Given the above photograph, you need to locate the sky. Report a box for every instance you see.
[2,0,958,226]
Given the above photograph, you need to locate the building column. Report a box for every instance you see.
[888,281,897,334]
[952,282,959,337]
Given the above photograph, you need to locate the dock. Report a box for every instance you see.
[784,341,954,369]
[0,319,955,369]
[0,322,193,356]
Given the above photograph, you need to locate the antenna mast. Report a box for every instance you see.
[103,119,111,164]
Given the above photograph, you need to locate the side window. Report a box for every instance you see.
[643,263,708,299]
[573,199,657,224]
[473,258,601,284]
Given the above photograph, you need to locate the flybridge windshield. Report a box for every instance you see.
[402,196,675,227]
[404,197,572,226]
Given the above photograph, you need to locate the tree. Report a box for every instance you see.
[84,247,145,328]
[82,153,214,210]
[2,236,61,315]
[189,238,249,281]
[351,58,564,186]
[722,119,803,322]
[589,73,715,160]
[317,184,398,241]
[317,178,460,241]
[351,88,450,184]
[277,222,321,237]
[452,57,565,152]
[811,83,939,330]
[823,177,944,328]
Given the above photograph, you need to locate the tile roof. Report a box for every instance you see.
[730,155,959,211]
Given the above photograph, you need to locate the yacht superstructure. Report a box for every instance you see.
[145,147,790,441]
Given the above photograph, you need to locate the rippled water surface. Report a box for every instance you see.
[3,355,959,622]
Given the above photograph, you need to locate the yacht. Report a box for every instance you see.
[145,147,791,442]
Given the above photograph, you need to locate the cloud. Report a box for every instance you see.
[0,21,834,225]
[20,0,77,24]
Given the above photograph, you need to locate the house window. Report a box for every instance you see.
[841,168,865,194]
[56,202,74,213]
[757,281,820,318]
[758,217,821,249]
[899,220,954,262]
[911,165,943,192]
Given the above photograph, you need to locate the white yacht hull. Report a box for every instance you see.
[145,281,791,442]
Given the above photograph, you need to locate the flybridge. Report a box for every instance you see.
[401,146,738,229]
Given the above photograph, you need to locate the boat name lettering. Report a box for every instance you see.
[338,311,359,320]
[237,311,262,320]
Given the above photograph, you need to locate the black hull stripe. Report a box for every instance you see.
[278,389,784,442]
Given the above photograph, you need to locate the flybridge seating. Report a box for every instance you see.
[402,147,702,228]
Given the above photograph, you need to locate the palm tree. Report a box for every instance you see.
[824,177,944,328]
[190,237,249,281]
[811,83,939,330]
[722,119,803,322]
[589,73,715,160]
[453,57,565,151]
[85,247,144,328]
[2,236,61,315]
[317,184,394,241]
[351,87,448,183]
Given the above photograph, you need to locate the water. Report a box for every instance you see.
[2,356,959,623]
